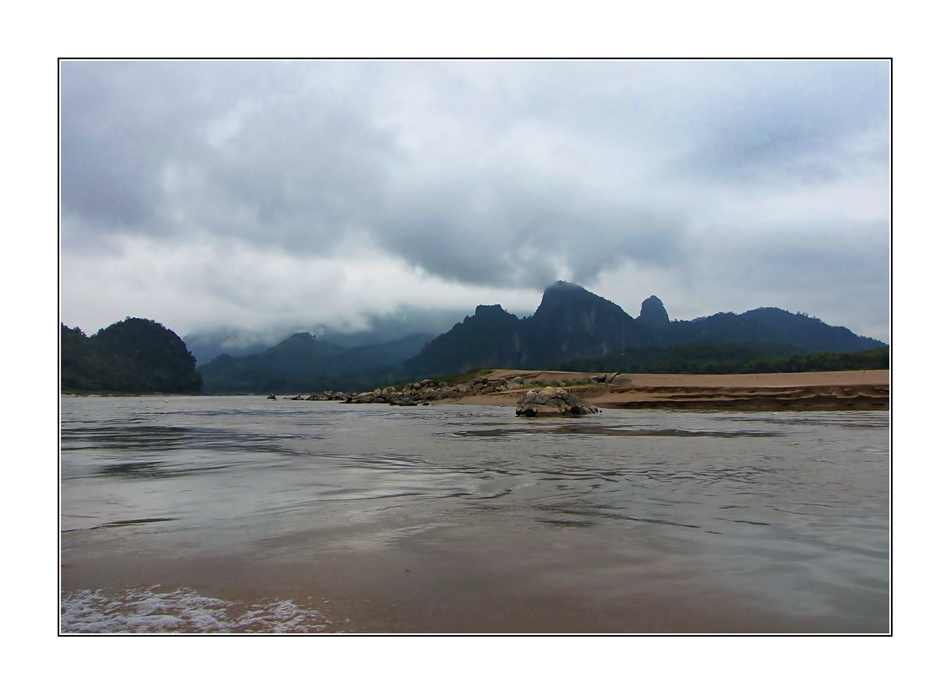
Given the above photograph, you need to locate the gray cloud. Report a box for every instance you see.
[663,61,890,185]
[60,60,890,341]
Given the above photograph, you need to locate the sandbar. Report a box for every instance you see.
[453,369,889,411]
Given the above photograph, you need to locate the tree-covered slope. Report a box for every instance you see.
[657,307,885,353]
[557,342,889,375]
[61,318,203,393]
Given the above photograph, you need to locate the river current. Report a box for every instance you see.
[60,395,890,633]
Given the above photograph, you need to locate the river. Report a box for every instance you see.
[60,395,889,633]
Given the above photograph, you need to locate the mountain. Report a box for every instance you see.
[404,281,886,378]
[398,304,523,376]
[522,281,656,362]
[182,329,286,367]
[198,332,434,394]
[658,307,884,353]
[637,295,670,332]
[403,281,656,377]
[184,308,466,366]
[61,318,203,393]
[140,280,886,394]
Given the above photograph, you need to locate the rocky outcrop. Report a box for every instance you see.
[305,391,348,401]
[271,391,346,401]
[268,371,627,408]
[336,375,526,406]
[638,295,670,330]
[515,387,599,417]
[344,379,451,405]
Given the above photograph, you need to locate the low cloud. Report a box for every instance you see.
[60,60,890,342]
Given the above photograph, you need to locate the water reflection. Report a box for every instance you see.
[60,397,890,632]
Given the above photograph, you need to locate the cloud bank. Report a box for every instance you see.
[60,60,890,342]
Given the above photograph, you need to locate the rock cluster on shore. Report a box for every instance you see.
[269,375,540,406]
[263,369,889,412]
[515,387,599,417]
[344,377,513,406]
[268,373,620,408]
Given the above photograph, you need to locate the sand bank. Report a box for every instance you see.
[454,369,889,411]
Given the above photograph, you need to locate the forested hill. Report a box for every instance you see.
[657,307,884,353]
[403,281,886,378]
[61,318,203,394]
[556,343,890,375]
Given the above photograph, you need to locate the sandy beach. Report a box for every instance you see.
[455,369,890,411]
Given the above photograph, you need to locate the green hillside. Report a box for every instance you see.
[556,343,889,375]
[61,318,203,394]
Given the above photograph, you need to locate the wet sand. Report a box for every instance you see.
[456,370,889,411]
[62,523,866,633]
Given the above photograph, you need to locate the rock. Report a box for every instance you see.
[639,295,670,328]
[515,387,599,417]
[346,392,377,404]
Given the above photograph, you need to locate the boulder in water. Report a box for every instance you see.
[515,387,599,417]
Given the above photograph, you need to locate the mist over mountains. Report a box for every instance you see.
[184,307,468,366]
[195,281,886,394]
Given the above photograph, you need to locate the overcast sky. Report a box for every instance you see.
[60,59,890,344]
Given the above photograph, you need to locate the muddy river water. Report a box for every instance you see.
[60,396,889,633]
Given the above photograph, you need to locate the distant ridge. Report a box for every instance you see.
[182,280,887,393]
[404,281,885,378]
[198,332,434,394]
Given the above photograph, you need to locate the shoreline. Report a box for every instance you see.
[63,369,890,411]
[453,369,890,411]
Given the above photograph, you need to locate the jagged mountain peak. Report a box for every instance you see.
[474,303,513,317]
[535,280,625,319]
[639,295,670,326]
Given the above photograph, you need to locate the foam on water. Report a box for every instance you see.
[60,586,333,634]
